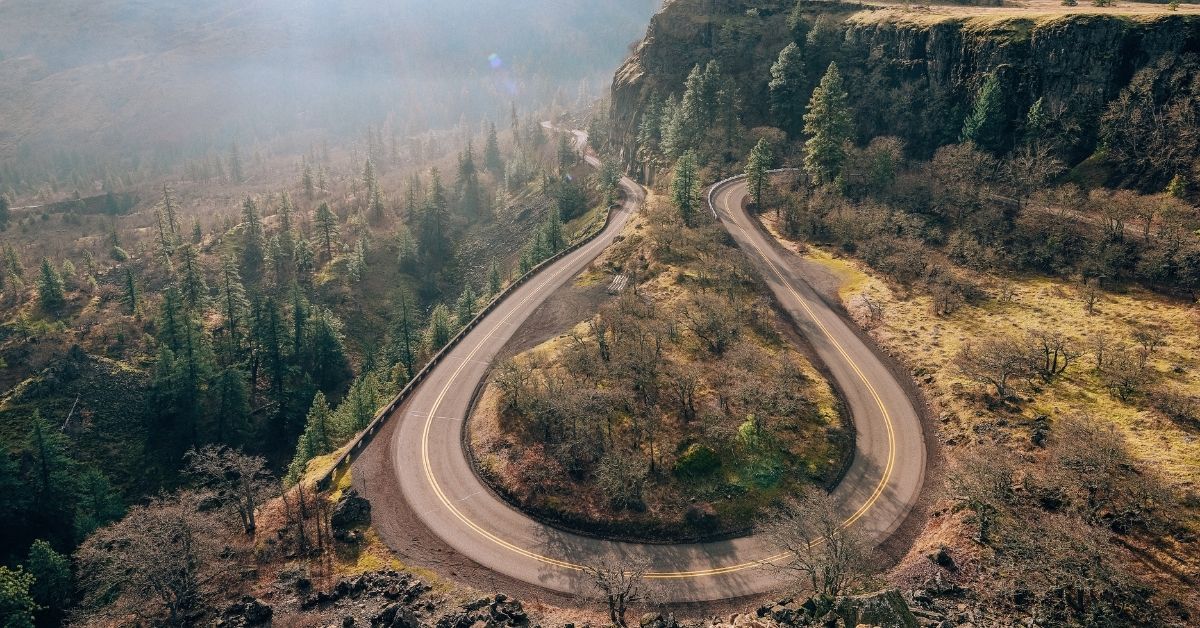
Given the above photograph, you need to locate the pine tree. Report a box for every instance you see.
[191,217,202,244]
[211,366,250,445]
[161,185,181,241]
[425,303,454,351]
[178,244,208,311]
[803,62,853,184]
[286,392,333,481]
[362,158,378,198]
[746,139,774,210]
[457,143,483,218]
[544,205,565,253]
[1024,96,1049,145]
[302,163,315,199]
[456,284,477,326]
[37,258,65,311]
[769,43,807,136]
[121,266,138,314]
[342,374,380,433]
[314,202,339,262]
[4,243,23,279]
[0,195,9,230]
[671,150,701,226]
[217,256,250,359]
[27,412,78,547]
[257,296,287,400]
[418,169,451,269]
[484,122,503,174]
[229,141,245,183]
[387,294,418,378]
[239,197,265,281]
[489,261,502,294]
[158,285,184,351]
[961,72,1006,153]
[307,308,352,395]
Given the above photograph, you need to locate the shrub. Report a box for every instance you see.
[673,443,721,478]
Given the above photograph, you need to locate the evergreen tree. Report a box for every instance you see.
[636,94,665,170]
[27,413,77,549]
[294,238,315,287]
[1024,96,1049,145]
[484,122,504,174]
[456,284,477,326]
[362,158,378,198]
[769,43,807,136]
[557,135,577,175]
[210,366,250,445]
[239,197,265,281]
[26,540,70,626]
[387,294,418,379]
[671,150,701,226]
[158,286,185,352]
[961,72,1006,153]
[342,374,380,434]
[229,141,245,184]
[0,566,36,628]
[277,193,297,265]
[456,144,483,219]
[314,202,339,262]
[286,392,333,481]
[121,267,138,315]
[178,244,207,311]
[4,244,23,279]
[37,258,65,312]
[160,186,181,241]
[257,296,287,400]
[786,0,811,42]
[489,260,502,294]
[72,467,123,541]
[417,169,452,270]
[746,138,774,209]
[425,303,454,351]
[191,217,202,244]
[544,206,565,253]
[0,195,9,230]
[306,308,352,395]
[302,163,315,200]
[217,256,250,359]
[803,62,853,184]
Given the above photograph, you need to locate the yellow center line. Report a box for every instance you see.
[414,179,896,579]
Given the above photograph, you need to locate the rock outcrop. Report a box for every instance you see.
[610,0,1200,180]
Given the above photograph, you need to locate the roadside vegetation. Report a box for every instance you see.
[470,190,850,540]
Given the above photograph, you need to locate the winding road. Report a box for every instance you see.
[355,135,926,603]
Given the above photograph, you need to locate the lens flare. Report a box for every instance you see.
[488,53,503,69]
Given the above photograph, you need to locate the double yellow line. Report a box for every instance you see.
[415,178,896,579]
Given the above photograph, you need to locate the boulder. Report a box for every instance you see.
[834,589,919,628]
[332,489,372,537]
[218,596,273,627]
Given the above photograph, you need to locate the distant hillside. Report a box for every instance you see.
[0,0,660,192]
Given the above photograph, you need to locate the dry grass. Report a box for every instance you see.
[848,0,1200,29]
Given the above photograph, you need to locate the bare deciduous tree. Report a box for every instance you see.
[75,491,232,626]
[1077,279,1101,315]
[954,336,1034,398]
[762,489,871,597]
[946,444,1016,545]
[185,444,275,534]
[585,558,651,628]
[1026,329,1080,382]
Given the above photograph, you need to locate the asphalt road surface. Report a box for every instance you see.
[359,139,926,603]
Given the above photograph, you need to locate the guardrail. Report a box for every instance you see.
[706,167,801,219]
[315,134,627,491]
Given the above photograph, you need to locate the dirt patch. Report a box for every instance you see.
[496,279,614,360]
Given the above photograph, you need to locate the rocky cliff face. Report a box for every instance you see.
[611,1,1200,171]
